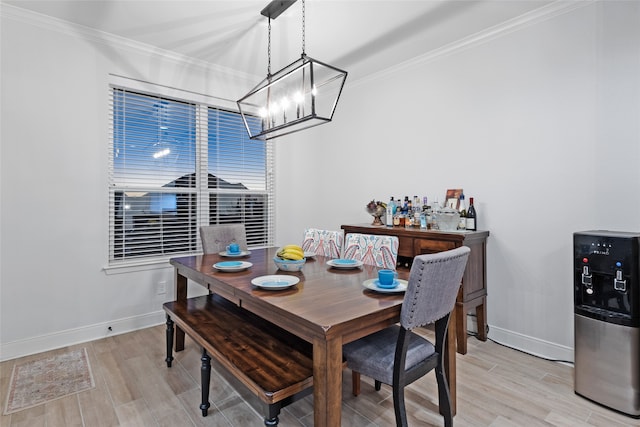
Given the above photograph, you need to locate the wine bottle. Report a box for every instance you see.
[466,197,477,231]
[458,193,467,230]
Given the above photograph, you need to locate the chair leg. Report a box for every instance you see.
[435,364,453,427]
[352,371,361,396]
[375,380,382,391]
[392,382,408,427]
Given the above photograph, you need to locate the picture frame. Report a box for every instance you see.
[445,189,463,210]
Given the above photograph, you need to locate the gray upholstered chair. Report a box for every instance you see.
[199,224,248,254]
[343,246,471,427]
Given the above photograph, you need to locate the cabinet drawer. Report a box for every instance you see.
[398,236,415,257]
[415,239,457,254]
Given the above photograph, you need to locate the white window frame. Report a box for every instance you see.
[107,75,275,268]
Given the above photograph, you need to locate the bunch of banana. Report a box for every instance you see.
[277,244,305,261]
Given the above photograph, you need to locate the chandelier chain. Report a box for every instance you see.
[301,0,306,54]
[267,17,272,76]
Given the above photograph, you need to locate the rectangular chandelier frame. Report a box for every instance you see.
[237,54,348,141]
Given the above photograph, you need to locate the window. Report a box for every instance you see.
[108,86,273,265]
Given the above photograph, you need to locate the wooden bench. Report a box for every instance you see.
[163,294,314,426]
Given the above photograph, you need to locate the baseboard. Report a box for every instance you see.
[0,311,166,362]
[1,311,575,363]
[467,315,574,363]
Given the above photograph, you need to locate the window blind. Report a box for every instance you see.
[207,108,273,247]
[108,86,273,265]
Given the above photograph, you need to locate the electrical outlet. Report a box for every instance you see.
[157,281,167,295]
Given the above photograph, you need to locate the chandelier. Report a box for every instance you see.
[237,0,348,140]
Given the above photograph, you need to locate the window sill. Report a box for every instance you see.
[103,259,173,275]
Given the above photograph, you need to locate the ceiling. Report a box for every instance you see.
[5,0,555,80]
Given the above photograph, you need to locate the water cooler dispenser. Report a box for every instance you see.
[574,230,640,417]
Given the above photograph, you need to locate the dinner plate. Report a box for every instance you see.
[362,278,408,293]
[326,258,363,269]
[251,275,300,290]
[213,261,253,272]
[219,250,251,257]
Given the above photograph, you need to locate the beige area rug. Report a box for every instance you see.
[4,348,95,415]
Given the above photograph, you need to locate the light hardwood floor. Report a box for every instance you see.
[1,325,638,427]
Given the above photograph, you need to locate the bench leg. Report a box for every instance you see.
[165,315,174,368]
[200,348,211,417]
[264,403,281,426]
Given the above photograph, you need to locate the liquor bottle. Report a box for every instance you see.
[466,197,477,231]
[405,195,413,227]
[423,196,433,229]
[419,210,427,229]
[386,197,395,227]
[410,196,419,226]
[458,193,467,230]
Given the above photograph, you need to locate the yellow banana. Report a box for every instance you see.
[282,244,304,253]
[278,245,304,260]
[286,248,304,257]
[280,251,303,261]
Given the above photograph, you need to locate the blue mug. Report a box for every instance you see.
[378,269,398,288]
[226,243,240,254]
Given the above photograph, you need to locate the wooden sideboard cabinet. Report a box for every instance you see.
[341,224,489,354]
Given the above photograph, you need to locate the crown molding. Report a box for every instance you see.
[0,3,261,82]
[351,0,595,88]
[1,1,595,96]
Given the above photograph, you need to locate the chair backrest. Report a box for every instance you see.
[301,228,344,258]
[343,233,399,269]
[199,224,248,254]
[401,246,470,330]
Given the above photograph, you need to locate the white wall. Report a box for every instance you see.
[0,6,256,360]
[1,1,639,362]
[275,1,640,360]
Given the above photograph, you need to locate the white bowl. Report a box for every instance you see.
[273,256,306,272]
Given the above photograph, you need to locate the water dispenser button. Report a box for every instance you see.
[614,279,626,292]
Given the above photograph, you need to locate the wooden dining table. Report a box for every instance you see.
[169,247,458,426]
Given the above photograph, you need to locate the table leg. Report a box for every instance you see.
[445,309,457,417]
[174,269,187,352]
[313,336,343,427]
[476,298,488,341]
[455,301,468,355]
